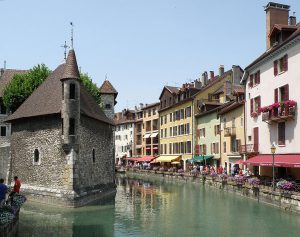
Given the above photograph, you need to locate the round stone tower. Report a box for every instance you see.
[61,49,81,152]
[99,80,118,120]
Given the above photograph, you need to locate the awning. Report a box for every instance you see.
[192,155,213,162]
[244,154,300,168]
[150,132,158,138]
[235,159,244,165]
[125,156,155,162]
[153,147,158,150]
[171,161,181,165]
[146,147,151,150]
[144,134,151,138]
[154,155,181,163]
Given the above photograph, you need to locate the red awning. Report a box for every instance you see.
[125,156,155,162]
[244,154,300,168]
[145,147,151,150]
[235,159,244,165]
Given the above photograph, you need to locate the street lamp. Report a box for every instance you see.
[270,144,276,191]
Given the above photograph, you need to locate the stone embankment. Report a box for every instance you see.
[123,170,300,214]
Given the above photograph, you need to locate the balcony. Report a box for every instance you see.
[262,106,296,124]
[224,127,236,137]
[239,144,259,154]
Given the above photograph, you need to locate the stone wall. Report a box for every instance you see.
[10,115,67,188]
[0,145,10,181]
[77,115,115,192]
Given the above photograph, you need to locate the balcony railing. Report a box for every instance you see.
[262,106,296,123]
[239,144,259,154]
[224,127,236,137]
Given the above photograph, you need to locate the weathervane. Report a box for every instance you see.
[61,41,69,61]
[70,22,74,49]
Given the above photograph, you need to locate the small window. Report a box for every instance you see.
[92,149,95,163]
[34,149,40,163]
[105,104,111,109]
[0,101,6,114]
[70,83,76,99]
[0,126,6,137]
[69,118,75,135]
[248,136,252,142]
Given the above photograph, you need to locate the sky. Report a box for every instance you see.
[1,0,300,112]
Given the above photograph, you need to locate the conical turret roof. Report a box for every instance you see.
[99,80,118,95]
[61,49,80,80]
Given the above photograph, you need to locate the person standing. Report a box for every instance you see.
[0,178,8,206]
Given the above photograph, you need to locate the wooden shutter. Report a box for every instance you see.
[283,54,288,71]
[274,60,278,76]
[250,98,254,114]
[278,122,286,145]
[284,84,289,101]
[250,75,253,87]
[203,144,207,155]
[203,128,205,137]
[257,71,260,84]
[274,88,278,102]
[257,96,261,114]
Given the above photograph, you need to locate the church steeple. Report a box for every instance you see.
[61,49,80,81]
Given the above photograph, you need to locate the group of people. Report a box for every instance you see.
[0,176,21,206]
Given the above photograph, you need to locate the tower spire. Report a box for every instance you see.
[61,41,69,61]
[70,22,74,49]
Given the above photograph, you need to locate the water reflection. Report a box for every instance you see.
[18,175,300,237]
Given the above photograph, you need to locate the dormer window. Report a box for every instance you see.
[70,83,76,99]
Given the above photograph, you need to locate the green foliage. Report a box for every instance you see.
[80,72,101,104]
[3,64,51,112]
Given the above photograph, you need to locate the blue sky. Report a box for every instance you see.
[1,0,300,111]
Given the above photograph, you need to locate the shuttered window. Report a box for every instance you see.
[274,60,278,76]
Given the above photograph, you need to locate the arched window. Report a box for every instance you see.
[34,149,39,163]
[92,149,95,163]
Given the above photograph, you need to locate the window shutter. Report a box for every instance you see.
[203,144,207,155]
[203,128,206,137]
[257,71,260,84]
[274,60,278,76]
[197,129,200,137]
[211,143,213,154]
[274,88,278,102]
[257,96,261,114]
[250,98,253,114]
[284,84,289,101]
[250,75,253,87]
[284,54,288,71]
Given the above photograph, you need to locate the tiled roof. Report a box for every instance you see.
[218,101,244,115]
[61,49,80,80]
[6,53,113,125]
[141,102,160,110]
[165,86,179,94]
[0,69,27,97]
[99,80,118,94]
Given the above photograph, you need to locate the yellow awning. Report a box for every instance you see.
[155,155,181,163]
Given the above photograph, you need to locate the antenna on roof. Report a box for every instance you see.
[70,22,74,49]
[61,41,69,61]
[4,60,6,69]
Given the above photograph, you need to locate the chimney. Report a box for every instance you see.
[210,71,214,80]
[265,2,290,49]
[289,15,296,25]
[0,68,4,77]
[219,65,224,76]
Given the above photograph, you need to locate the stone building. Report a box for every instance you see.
[0,68,27,181]
[99,79,118,120]
[6,50,116,207]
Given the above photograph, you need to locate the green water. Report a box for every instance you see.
[18,175,300,237]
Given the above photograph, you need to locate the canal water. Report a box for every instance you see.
[18,175,300,237]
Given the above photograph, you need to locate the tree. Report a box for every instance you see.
[3,64,51,112]
[80,72,101,105]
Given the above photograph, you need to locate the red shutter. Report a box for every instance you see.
[250,98,254,114]
[284,54,288,71]
[203,144,207,155]
[284,84,289,101]
[257,71,260,84]
[211,143,213,154]
[257,96,261,114]
[250,75,253,87]
[274,60,278,76]
[274,88,278,102]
